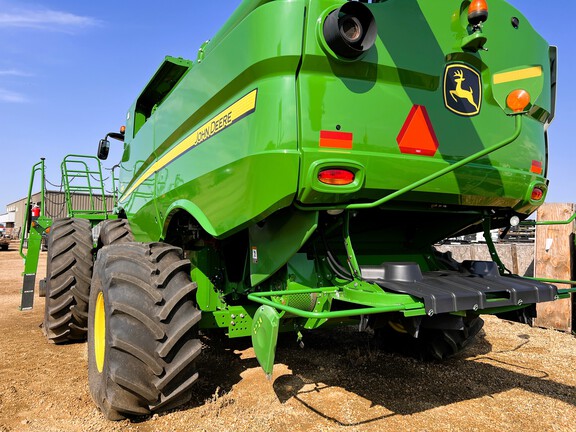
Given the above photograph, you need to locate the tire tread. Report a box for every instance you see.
[88,242,201,420]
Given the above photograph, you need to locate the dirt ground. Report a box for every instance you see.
[1,245,575,432]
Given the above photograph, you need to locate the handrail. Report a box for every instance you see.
[19,158,45,260]
[526,277,576,288]
[247,288,423,319]
[110,164,121,209]
[520,210,576,288]
[61,154,109,216]
[521,212,576,226]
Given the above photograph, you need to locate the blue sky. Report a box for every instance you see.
[0,0,574,210]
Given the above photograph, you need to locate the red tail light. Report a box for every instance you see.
[318,169,355,185]
[531,187,544,201]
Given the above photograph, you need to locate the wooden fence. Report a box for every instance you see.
[437,202,575,333]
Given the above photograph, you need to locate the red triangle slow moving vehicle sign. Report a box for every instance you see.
[396,105,439,157]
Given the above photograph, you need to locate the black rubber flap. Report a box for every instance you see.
[20,274,36,310]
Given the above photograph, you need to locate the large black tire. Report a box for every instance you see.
[88,242,201,420]
[97,219,134,247]
[418,316,484,360]
[375,314,484,361]
[43,218,93,343]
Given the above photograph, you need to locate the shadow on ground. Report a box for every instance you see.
[148,323,574,427]
[270,327,575,427]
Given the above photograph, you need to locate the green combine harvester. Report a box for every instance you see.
[21,0,576,420]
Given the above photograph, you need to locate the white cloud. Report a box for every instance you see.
[0,69,32,77]
[0,6,100,32]
[0,88,27,103]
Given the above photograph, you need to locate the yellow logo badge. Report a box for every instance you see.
[443,64,482,116]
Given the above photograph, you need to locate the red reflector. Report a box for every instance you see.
[530,160,543,174]
[320,130,353,149]
[318,169,355,185]
[397,105,439,157]
[531,187,544,201]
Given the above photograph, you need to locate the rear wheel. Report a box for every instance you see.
[97,218,134,247]
[375,314,484,360]
[43,218,93,343]
[88,242,201,420]
[417,315,484,360]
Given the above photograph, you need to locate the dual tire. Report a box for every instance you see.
[43,218,202,419]
[43,218,93,343]
[43,218,134,343]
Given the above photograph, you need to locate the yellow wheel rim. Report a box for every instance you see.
[389,321,408,334]
[94,291,106,373]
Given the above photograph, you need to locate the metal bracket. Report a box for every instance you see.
[343,211,362,279]
[482,217,511,275]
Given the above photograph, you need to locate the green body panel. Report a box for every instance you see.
[119,1,305,240]
[111,1,563,372]
[249,208,318,286]
[22,215,52,274]
[297,0,551,209]
[118,0,553,243]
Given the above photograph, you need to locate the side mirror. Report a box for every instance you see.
[98,129,125,160]
[97,139,110,160]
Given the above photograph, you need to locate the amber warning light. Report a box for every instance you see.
[469,0,489,26]
[506,89,531,113]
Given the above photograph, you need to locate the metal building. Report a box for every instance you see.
[6,191,114,238]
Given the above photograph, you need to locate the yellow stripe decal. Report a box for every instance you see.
[493,66,543,85]
[120,89,258,201]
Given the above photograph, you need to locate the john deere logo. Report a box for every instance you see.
[443,64,482,116]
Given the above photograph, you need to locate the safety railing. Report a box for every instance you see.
[61,155,110,219]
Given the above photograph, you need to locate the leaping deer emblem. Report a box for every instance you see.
[449,70,479,111]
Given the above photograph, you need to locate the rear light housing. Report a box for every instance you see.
[303,160,365,201]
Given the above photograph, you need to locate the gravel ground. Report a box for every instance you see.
[0,246,575,432]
